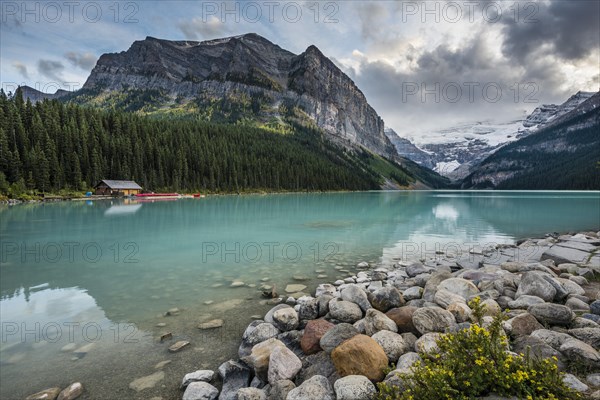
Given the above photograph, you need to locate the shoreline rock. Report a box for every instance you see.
[174,230,600,400]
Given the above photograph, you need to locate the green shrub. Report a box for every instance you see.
[376,298,581,400]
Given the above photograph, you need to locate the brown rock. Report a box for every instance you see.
[301,319,334,355]
[331,334,389,382]
[25,388,61,400]
[243,338,287,381]
[386,307,419,335]
[509,313,544,338]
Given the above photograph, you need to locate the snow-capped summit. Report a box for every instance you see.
[388,90,597,179]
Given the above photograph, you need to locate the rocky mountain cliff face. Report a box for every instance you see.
[462,91,600,189]
[523,91,595,128]
[385,128,434,169]
[81,34,395,158]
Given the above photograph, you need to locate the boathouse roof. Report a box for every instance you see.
[95,180,142,190]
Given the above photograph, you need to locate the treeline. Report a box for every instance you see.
[0,89,402,195]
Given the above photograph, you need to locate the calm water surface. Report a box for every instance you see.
[1,191,599,399]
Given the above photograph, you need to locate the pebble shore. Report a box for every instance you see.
[24,230,600,400]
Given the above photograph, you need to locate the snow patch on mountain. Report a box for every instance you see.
[388,91,596,179]
[435,160,461,175]
[405,119,526,147]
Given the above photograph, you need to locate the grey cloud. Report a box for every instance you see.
[65,52,97,70]
[355,2,389,41]
[37,59,65,82]
[13,62,30,79]
[178,17,231,40]
[498,0,600,62]
[416,38,493,76]
[348,32,574,134]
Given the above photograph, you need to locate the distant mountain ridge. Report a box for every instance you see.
[388,91,596,179]
[18,85,69,103]
[462,91,600,189]
[77,33,396,159]
[523,91,595,129]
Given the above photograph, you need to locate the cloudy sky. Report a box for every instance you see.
[1,0,598,134]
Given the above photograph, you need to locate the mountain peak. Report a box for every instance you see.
[81,33,396,159]
[305,44,323,55]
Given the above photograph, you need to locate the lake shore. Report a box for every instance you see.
[0,189,362,205]
[16,227,600,400]
[168,229,600,400]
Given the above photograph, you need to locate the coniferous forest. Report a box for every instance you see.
[0,89,436,196]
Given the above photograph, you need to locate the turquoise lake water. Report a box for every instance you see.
[1,191,599,399]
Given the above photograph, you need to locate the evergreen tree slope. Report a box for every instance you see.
[0,89,447,195]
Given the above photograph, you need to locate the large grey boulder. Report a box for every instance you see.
[182,382,219,400]
[437,278,479,299]
[364,308,398,336]
[530,329,572,349]
[422,271,452,302]
[402,286,423,301]
[371,330,409,363]
[515,272,556,302]
[286,375,334,400]
[542,246,590,264]
[591,300,600,315]
[264,304,292,325]
[340,285,372,313]
[328,299,363,323]
[218,360,252,400]
[239,322,280,358]
[563,374,589,393]
[528,303,575,326]
[557,278,586,296]
[568,328,600,348]
[434,289,466,309]
[272,307,299,331]
[414,333,441,354]
[368,287,405,312]
[507,295,545,309]
[316,284,337,297]
[412,307,457,334]
[319,323,359,354]
[560,339,600,369]
[295,351,339,387]
[396,352,422,369]
[333,375,377,400]
[267,380,295,400]
[296,296,319,320]
[406,263,432,277]
[268,345,302,384]
[181,370,214,389]
[237,388,266,400]
[540,275,569,302]
[512,336,566,370]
